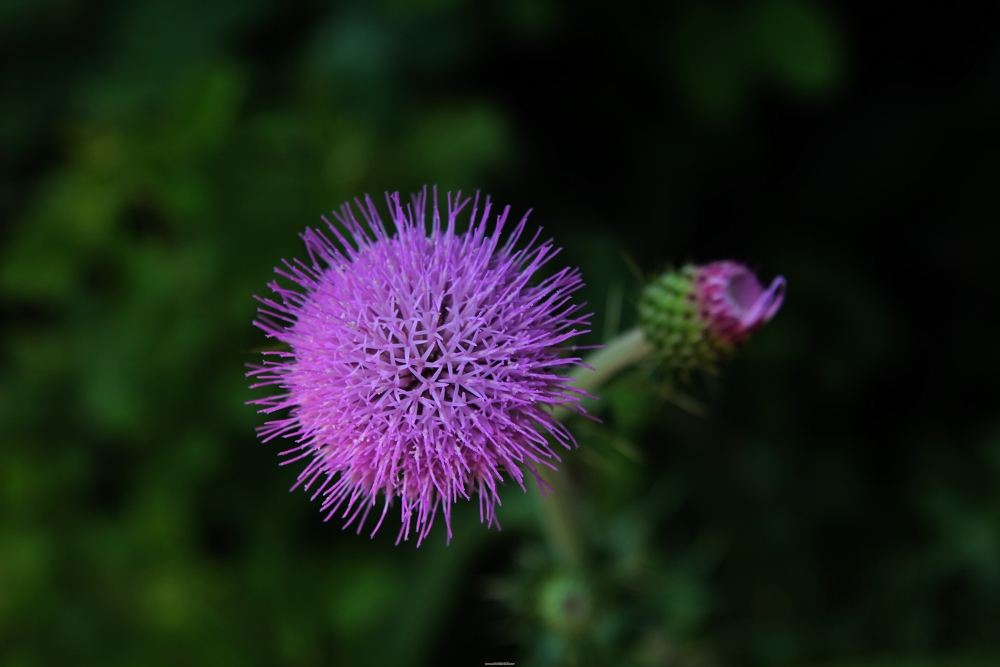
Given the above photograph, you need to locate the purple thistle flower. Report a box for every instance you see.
[638,261,785,372]
[248,189,591,545]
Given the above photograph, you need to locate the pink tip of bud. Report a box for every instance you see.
[695,261,786,346]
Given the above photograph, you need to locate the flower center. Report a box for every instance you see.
[389,292,457,416]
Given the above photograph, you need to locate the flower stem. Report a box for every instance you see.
[535,326,654,569]
[556,327,654,421]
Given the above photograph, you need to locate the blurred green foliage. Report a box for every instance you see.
[672,0,843,120]
[2,0,1000,666]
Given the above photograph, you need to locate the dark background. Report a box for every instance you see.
[2,0,1000,665]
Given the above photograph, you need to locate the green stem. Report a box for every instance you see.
[535,326,654,569]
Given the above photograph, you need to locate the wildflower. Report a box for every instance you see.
[637,261,785,373]
[248,189,590,545]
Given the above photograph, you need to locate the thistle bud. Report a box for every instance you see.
[637,261,785,373]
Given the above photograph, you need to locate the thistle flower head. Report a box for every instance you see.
[248,189,590,545]
[637,261,785,373]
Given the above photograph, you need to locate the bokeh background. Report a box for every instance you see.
[3,0,1000,665]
